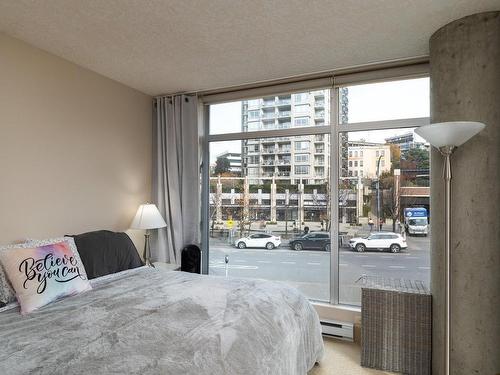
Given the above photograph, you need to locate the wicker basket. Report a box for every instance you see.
[361,277,432,375]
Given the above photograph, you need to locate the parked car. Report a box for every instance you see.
[349,232,407,253]
[235,233,281,249]
[289,232,331,251]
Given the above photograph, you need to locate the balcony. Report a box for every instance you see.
[262,98,275,107]
[262,112,276,119]
[315,111,325,119]
[262,159,275,166]
[315,101,325,107]
[314,135,325,142]
[261,147,276,154]
[277,171,291,177]
[277,122,291,129]
[277,99,291,106]
[277,137,291,142]
[261,138,276,144]
[277,159,291,165]
[315,148,325,154]
[277,148,291,154]
[278,111,291,118]
[263,124,276,131]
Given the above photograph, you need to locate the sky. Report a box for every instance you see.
[209,77,430,162]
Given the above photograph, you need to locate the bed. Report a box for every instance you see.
[0,266,324,375]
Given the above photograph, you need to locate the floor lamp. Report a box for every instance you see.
[415,121,485,375]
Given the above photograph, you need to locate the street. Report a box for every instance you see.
[208,234,430,305]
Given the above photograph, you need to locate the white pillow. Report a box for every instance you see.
[0,241,91,314]
[0,237,83,306]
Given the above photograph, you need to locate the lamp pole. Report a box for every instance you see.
[376,155,382,231]
[440,145,454,375]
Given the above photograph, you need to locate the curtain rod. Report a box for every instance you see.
[154,55,429,99]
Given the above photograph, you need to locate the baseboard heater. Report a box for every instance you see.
[320,320,354,341]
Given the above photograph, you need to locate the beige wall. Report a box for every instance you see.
[0,33,152,250]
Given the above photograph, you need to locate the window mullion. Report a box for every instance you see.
[331,87,340,305]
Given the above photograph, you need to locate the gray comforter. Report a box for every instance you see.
[0,267,324,375]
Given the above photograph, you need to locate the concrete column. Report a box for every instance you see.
[270,176,277,222]
[429,12,500,375]
[243,176,249,222]
[356,176,363,218]
[298,181,304,226]
[216,176,222,223]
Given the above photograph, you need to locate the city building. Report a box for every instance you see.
[215,151,242,173]
[347,141,391,178]
[385,132,427,151]
[241,90,331,185]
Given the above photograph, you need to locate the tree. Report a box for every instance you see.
[401,148,429,170]
[214,156,231,175]
[379,171,399,232]
[389,144,401,171]
[400,148,430,186]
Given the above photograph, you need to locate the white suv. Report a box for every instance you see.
[349,232,407,253]
[235,233,281,250]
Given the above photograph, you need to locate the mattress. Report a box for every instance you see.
[0,267,324,375]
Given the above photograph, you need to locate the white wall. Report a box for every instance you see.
[0,33,152,249]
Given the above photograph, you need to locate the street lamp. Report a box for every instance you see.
[376,155,383,231]
[415,121,485,375]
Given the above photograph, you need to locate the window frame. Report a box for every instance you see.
[200,63,430,309]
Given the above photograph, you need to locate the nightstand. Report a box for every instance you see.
[153,262,180,271]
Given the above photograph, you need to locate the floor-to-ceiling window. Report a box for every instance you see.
[202,69,430,307]
[335,77,430,305]
[206,89,332,301]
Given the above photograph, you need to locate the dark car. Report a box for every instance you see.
[289,232,330,251]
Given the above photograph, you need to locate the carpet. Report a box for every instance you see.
[309,337,396,374]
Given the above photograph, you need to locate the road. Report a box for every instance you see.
[208,235,430,305]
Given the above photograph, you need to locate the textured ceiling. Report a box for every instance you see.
[1,0,499,95]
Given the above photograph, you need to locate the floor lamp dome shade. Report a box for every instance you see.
[131,204,167,230]
[415,121,485,148]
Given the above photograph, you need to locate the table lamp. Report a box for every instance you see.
[131,203,167,267]
[415,121,485,375]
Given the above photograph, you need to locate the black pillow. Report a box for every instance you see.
[67,230,143,279]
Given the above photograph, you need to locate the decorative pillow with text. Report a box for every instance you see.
[0,237,84,306]
[0,241,91,314]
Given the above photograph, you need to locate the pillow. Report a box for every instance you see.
[66,230,143,279]
[0,241,91,314]
[0,237,83,305]
[0,267,14,305]
[0,241,34,305]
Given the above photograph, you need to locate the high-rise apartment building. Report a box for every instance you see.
[241,90,330,185]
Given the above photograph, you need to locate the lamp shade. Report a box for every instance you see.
[415,121,485,148]
[131,204,167,230]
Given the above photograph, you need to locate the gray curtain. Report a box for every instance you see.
[152,95,199,264]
